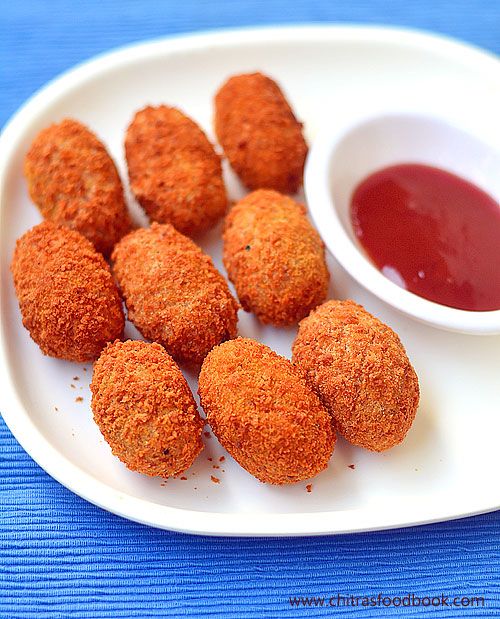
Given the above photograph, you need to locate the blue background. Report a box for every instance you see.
[1,1,499,617]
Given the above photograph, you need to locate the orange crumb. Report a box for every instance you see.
[292,299,419,452]
[24,119,131,255]
[219,456,225,462]
[75,396,83,403]
[204,432,211,438]
[223,190,328,326]
[211,475,220,484]
[125,106,227,236]
[180,476,187,480]
[90,340,203,477]
[348,464,355,470]
[73,376,79,381]
[198,338,335,485]
[111,224,238,365]
[306,484,312,493]
[207,457,213,462]
[214,72,307,193]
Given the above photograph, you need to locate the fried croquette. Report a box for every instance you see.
[125,105,227,235]
[198,338,335,484]
[111,223,239,365]
[91,340,204,477]
[11,221,124,362]
[24,118,131,256]
[214,72,308,193]
[223,190,329,326]
[292,300,420,452]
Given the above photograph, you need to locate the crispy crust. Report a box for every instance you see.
[214,72,308,193]
[24,118,131,256]
[125,105,227,235]
[292,300,420,451]
[223,189,329,325]
[198,338,335,484]
[11,221,124,362]
[111,223,239,365]
[91,340,204,477]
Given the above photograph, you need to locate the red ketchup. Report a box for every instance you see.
[350,163,500,311]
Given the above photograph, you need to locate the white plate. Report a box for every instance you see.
[1,25,499,537]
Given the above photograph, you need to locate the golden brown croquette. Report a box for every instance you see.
[223,190,329,326]
[292,300,420,452]
[11,221,124,362]
[91,340,204,477]
[111,223,239,365]
[214,72,308,193]
[24,118,131,256]
[198,338,335,484]
[125,105,227,236]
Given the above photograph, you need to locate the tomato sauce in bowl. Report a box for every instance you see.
[351,164,500,311]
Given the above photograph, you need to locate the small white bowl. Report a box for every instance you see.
[305,113,500,335]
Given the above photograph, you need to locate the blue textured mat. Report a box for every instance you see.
[1,2,499,617]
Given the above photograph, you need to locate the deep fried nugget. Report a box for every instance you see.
[11,222,124,362]
[112,223,239,365]
[292,300,420,452]
[214,72,308,193]
[223,190,329,326]
[199,338,335,484]
[24,118,131,256]
[91,340,203,477]
[125,105,227,235]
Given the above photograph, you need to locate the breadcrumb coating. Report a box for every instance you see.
[214,72,308,193]
[111,223,239,365]
[11,221,124,362]
[91,340,203,477]
[292,300,420,452]
[199,338,335,484]
[125,105,227,235]
[24,118,131,256]
[223,190,329,325]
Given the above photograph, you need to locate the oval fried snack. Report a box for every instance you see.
[125,105,227,235]
[24,118,131,256]
[292,300,420,452]
[199,338,335,484]
[91,340,204,477]
[11,221,124,362]
[214,72,308,193]
[112,223,239,365]
[223,189,329,326]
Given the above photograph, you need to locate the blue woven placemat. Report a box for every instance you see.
[1,2,499,617]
